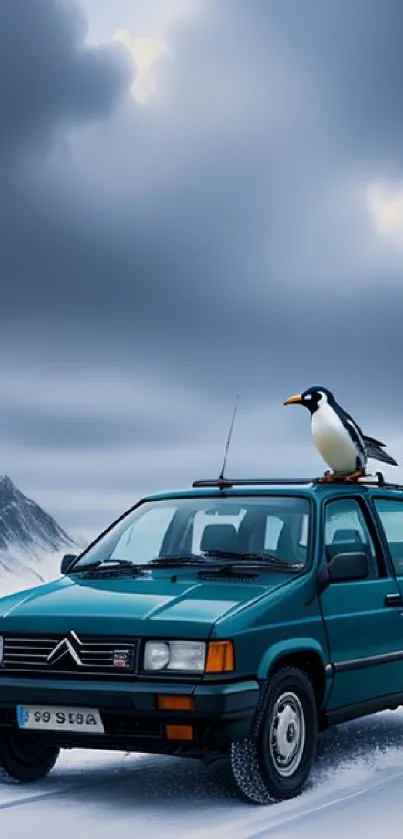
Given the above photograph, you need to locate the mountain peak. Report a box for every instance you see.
[1,475,14,485]
[0,476,73,553]
[0,475,18,496]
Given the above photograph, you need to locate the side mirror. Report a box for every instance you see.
[329,550,369,582]
[317,550,369,595]
[60,554,77,575]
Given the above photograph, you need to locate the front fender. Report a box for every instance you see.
[257,637,329,680]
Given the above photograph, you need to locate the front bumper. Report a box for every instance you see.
[0,676,260,755]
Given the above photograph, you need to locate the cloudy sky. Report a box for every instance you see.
[2,0,403,539]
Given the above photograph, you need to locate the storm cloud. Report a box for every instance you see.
[0,0,131,155]
[1,0,402,536]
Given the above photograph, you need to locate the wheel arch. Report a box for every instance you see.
[258,639,331,711]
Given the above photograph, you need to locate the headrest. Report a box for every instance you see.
[332,529,363,544]
[200,523,238,553]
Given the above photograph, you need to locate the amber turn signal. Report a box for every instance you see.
[205,640,234,673]
[165,725,194,741]
[157,695,195,711]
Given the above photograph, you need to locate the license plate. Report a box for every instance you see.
[16,705,104,734]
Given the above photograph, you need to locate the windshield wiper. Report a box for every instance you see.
[73,555,223,573]
[202,550,304,571]
[149,554,221,567]
[73,553,303,575]
[71,559,148,575]
[150,552,303,572]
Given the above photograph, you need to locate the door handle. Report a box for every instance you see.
[385,593,403,607]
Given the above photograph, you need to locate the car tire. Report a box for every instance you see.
[0,729,60,784]
[229,667,318,804]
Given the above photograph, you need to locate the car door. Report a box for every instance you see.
[319,496,403,712]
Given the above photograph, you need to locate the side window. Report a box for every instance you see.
[324,498,379,578]
[374,499,403,576]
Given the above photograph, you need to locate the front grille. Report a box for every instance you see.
[1,633,137,679]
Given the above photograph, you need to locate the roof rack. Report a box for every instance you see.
[192,478,315,488]
[192,472,403,490]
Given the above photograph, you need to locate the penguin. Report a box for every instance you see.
[284,386,398,481]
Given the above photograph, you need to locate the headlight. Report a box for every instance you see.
[144,640,206,673]
[0,636,3,666]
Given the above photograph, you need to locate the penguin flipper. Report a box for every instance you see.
[364,440,398,466]
[363,434,387,449]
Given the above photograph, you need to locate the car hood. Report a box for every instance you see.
[0,571,290,638]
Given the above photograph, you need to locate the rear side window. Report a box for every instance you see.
[374,499,403,576]
[324,498,379,578]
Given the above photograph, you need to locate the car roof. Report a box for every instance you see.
[142,475,403,503]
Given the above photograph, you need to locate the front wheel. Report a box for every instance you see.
[229,667,318,804]
[0,729,60,784]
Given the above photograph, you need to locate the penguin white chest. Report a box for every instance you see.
[311,404,358,472]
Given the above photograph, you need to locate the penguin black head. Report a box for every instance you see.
[284,386,335,415]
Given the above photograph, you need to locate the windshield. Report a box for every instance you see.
[72,495,311,570]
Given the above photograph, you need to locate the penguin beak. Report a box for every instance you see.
[284,394,303,406]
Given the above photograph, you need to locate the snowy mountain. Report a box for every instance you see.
[0,475,75,594]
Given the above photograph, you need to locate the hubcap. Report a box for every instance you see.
[269,691,305,778]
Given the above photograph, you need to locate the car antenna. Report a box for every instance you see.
[217,394,239,489]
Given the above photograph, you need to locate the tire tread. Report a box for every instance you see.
[229,666,317,805]
[0,733,59,784]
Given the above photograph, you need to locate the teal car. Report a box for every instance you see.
[1,474,403,804]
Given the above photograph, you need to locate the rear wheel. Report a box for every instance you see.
[229,667,318,804]
[0,729,60,783]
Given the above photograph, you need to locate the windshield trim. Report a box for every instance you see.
[69,492,315,574]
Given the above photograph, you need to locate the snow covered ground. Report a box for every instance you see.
[1,574,403,837]
[1,712,403,838]
[0,548,59,587]
[0,547,65,597]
